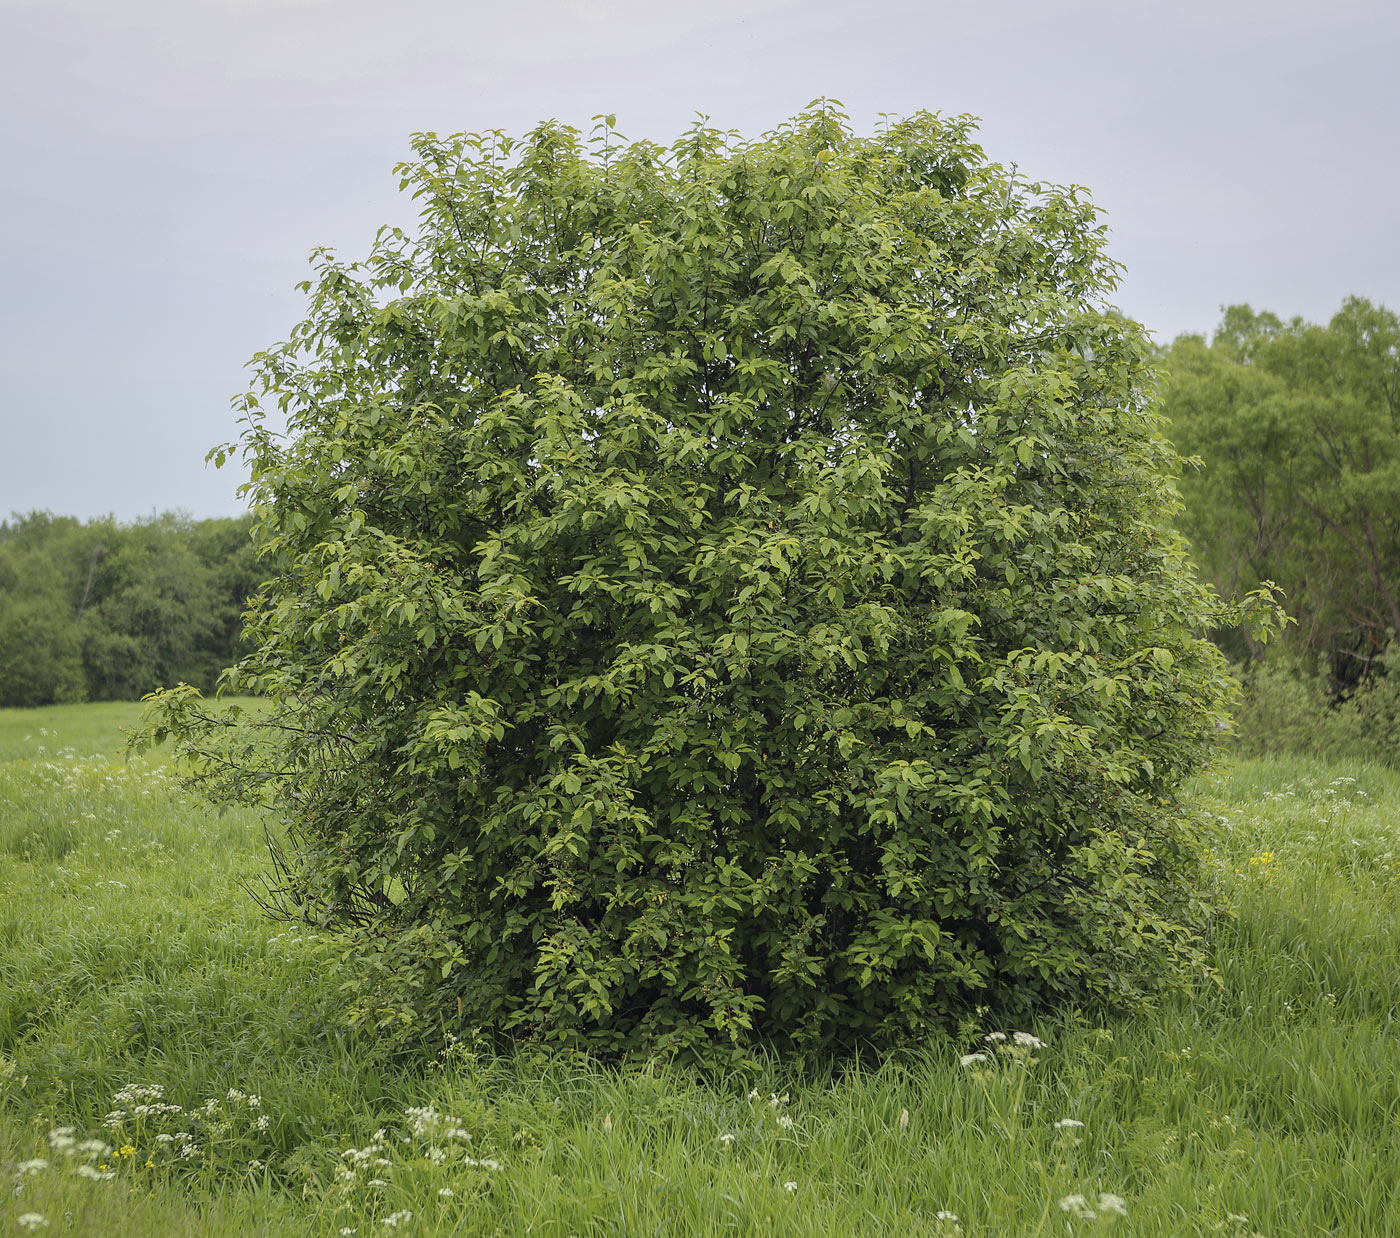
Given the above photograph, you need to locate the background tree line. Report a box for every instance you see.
[3,296,1396,765]
[1159,295,1400,762]
[0,512,261,708]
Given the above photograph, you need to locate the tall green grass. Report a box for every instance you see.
[2,704,1397,1235]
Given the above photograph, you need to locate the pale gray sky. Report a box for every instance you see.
[2,0,1396,520]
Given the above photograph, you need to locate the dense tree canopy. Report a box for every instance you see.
[145,105,1262,1062]
[1160,297,1400,686]
[0,512,260,707]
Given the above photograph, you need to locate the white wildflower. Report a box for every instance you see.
[77,1139,112,1156]
[1012,1031,1045,1049]
[935,1211,959,1222]
[1059,1194,1096,1221]
[113,1084,164,1104]
[959,1052,988,1067]
[368,1178,389,1188]
[256,1115,270,1131]
[784,1181,798,1193]
[984,1031,1007,1042]
[16,1214,49,1231]
[438,1186,455,1198]
[748,1088,760,1100]
[463,1155,503,1171]
[380,1211,413,1229]
[74,1164,116,1181]
[339,1229,357,1236]
[1097,1193,1128,1217]
[247,1159,265,1171]
[776,1115,794,1130]
[17,1159,50,1174]
[717,1133,736,1145]
[1054,1118,1085,1129]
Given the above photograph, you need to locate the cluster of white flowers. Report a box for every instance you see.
[461,1154,504,1171]
[106,1083,184,1128]
[961,1030,1047,1071]
[74,1163,116,1181]
[16,1214,48,1232]
[1059,1192,1128,1221]
[46,1125,115,1180]
[65,1079,279,1184]
[331,1101,501,1232]
[337,1137,393,1183]
[404,1104,472,1142]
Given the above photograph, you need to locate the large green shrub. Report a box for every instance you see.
[143,105,1267,1061]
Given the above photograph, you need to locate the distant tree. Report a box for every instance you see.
[1160,298,1400,686]
[187,515,262,690]
[0,543,85,706]
[0,511,260,706]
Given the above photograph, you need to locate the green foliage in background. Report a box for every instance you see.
[1230,646,1400,766]
[143,104,1268,1063]
[0,511,261,707]
[1158,297,1400,765]
[1160,297,1400,684]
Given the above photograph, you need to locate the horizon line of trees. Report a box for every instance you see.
[0,511,262,709]
[4,295,1396,757]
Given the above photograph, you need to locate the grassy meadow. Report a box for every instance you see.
[1,702,1397,1236]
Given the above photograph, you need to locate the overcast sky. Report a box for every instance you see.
[2,0,1396,522]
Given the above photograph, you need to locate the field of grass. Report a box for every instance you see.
[1,702,1397,1235]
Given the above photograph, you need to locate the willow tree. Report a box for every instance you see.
[141,104,1265,1061]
